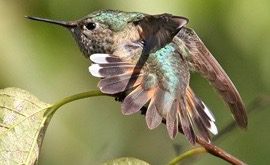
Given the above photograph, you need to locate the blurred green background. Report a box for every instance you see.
[1,0,270,164]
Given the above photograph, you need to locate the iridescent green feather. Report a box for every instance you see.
[148,44,182,94]
[89,10,145,31]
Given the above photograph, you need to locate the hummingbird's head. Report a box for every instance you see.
[26,10,145,58]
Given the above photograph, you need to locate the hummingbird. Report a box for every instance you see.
[26,10,247,144]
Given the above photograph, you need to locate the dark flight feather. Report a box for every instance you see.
[177,27,248,128]
[136,14,188,54]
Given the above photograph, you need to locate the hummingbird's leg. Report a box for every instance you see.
[140,105,147,115]
[114,92,126,102]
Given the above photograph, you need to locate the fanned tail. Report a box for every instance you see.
[89,53,158,115]
[89,53,218,144]
[89,52,164,130]
[89,53,143,94]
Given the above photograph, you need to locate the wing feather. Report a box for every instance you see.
[177,27,247,128]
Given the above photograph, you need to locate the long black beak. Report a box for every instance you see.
[25,16,77,28]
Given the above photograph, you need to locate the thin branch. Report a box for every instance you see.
[168,138,247,165]
[196,137,246,165]
[167,147,206,165]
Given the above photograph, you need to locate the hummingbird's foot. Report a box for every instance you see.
[140,106,147,115]
[114,92,126,102]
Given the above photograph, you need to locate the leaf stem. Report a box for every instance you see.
[167,147,206,165]
[47,90,105,115]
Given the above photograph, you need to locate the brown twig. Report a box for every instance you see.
[196,137,246,165]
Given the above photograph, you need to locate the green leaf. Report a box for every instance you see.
[103,157,150,165]
[0,88,52,165]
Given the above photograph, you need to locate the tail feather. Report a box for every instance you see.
[89,64,137,78]
[166,100,179,139]
[186,89,211,142]
[89,53,140,78]
[149,88,179,138]
[98,73,144,94]
[145,94,163,129]
[154,89,175,115]
[192,114,211,142]
[184,87,218,140]
[178,98,196,144]
[121,86,155,115]
[90,53,128,64]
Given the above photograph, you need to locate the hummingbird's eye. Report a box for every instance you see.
[84,22,96,30]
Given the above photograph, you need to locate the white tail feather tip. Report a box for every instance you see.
[209,121,218,135]
[89,64,104,78]
[202,102,215,122]
[90,53,111,64]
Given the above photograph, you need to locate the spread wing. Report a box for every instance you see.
[177,27,248,128]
